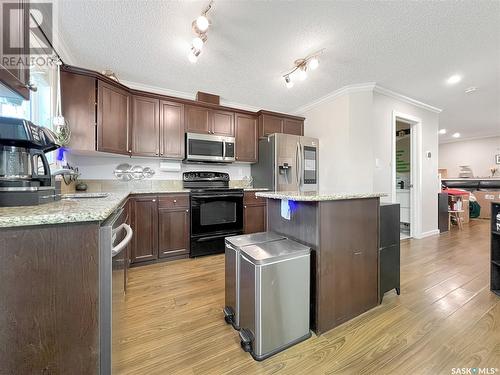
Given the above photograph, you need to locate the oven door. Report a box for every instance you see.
[191,191,244,236]
[186,133,235,162]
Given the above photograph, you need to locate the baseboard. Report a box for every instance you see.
[414,229,440,239]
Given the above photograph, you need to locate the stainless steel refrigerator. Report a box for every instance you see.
[251,133,319,192]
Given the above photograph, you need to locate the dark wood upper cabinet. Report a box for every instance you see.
[158,208,190,259]
[235,113,257,162]
[131,95,160,156]
[259,114,283,138]
[258,112,304,138]
[0,0,30,99]
[283,118,304,136]
[61,71,97,152]
[211,110,234,136]
[160,100,184,159]
[130,196,158,264]
[185,105,210,134]
[97,81,130,154]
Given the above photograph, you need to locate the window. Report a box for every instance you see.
[0,62,56,161]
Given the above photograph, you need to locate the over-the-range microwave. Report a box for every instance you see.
[185,133,235,163]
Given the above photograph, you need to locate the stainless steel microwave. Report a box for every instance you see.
[185,133,235,163]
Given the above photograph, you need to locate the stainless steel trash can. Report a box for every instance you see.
[224,232,285,329]
[238,239,311,361]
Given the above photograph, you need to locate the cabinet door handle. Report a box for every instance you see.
[186,209,189,212]
[244,205,247,209]
[354,251,363,256]
[173,199,177,203]
[152,199,156,202]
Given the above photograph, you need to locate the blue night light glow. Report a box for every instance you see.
[288,200,298,213]
[56,147,66,162]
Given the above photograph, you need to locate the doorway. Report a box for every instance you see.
[395,120,412,239]
[391,111,422,239]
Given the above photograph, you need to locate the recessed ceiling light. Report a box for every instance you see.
[438,129,447,135]
[465,86,477,94]
[452,132,461,138]
[446,74,462,85]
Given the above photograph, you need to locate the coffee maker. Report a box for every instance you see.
[0,116,61,206]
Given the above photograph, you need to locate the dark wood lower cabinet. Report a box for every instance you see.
[131,195,159,263]
[0,222,100,374]
[159,208,190,259]
[130,193,190,265]
[243,191,267,234]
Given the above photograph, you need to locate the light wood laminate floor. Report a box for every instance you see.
[115,220,500,375]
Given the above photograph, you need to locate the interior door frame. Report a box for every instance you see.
[391,111,422,239]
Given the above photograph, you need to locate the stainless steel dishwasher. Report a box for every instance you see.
[238,238,311,361]
[99,204,133,375]
[224,232,286,330]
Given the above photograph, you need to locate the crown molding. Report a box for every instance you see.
[439,133,500,144]
[120,79,262,113]
[373,85,442,114]
[292,82,442,115]
[292,82,377,115]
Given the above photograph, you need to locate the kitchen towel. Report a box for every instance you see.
[281,199,291,220]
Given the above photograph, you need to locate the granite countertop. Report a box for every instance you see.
[255,191,387,201]
[0,187,272,228]
[243,187,269,192]
[0,192,130,228]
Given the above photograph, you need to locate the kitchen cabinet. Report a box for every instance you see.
[160,100,184,159]
[131,95,160,156]
[130,195,158,263]
[130,193,190,265]
[235,113,258,162]
[283,118,304,136]
[185,105,211,134]
[212,110,235,136]
[60,65,306,159]
[243,191,267,234]
[379,203,401,303]
[258,111,304,138]
[259,113,283,138]
[61,71,97,152]
[97,81,130,154]
[158,208,190,259]
[185,104,235,136]
[0,0,30,99]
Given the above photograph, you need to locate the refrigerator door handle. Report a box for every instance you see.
[299,143,303,188]
[295,142,300,187]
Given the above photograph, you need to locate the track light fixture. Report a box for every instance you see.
[282,49,324,88]
[188,1,214,63]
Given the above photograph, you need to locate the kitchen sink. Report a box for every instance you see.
[62,193,110,199]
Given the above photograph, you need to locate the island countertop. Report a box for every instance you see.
[0,192,132,228]
[255,191,387,201]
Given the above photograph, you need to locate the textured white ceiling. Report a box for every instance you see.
[56,0,500,142]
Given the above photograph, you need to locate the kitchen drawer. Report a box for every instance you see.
[244,191,267,205]
[158,194,189,209]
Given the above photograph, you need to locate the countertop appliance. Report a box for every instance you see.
[251,133,319,192]
[224,232,286,330]
[238,238,311,361]
[99,204,133,375]
[185,133,235,163]
[184,171,243,257]
[0,116,60,206]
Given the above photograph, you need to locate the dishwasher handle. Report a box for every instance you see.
[112,223,133,257]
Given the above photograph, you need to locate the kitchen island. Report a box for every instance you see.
[256,190,386,334]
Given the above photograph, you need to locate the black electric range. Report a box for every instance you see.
[184,172,243,257]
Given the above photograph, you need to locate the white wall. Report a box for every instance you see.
[303,91,374,193]
[65,152,251,180]
[302,87,440,238]
[439,136,500,178]
[372,91,440,236]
